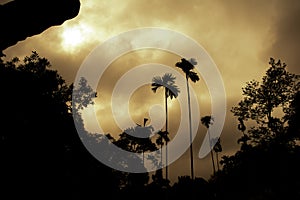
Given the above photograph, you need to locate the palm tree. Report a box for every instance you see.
[201,115,216,175]
[151,73,180,180]
[155,130,169,169]
[175,58,200,179]
[213,137,222,171]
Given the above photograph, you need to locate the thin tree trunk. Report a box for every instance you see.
[142,121,146,167]
[165,88,168,181]
[161,143,163,169]
[143,151,144,166]
[208,129,216,175]
[186,75,194,179]
[210,150,216,175]
[216,152,220,171]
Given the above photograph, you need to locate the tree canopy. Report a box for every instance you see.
[1,52,299,199]
[213,58,300,200]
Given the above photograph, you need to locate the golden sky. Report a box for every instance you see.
[3,0,300,182]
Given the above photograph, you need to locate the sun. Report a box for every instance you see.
[60,24,92,52]
[63,27,83,46]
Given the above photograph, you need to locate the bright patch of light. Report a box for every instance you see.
[61,24,92,52]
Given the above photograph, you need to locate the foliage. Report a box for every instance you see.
[0,51,119,199]
[151,73,180,99]
[213,58,300,199]
[2,52,300,199]
[175,58,200,83]
[231,57,300,146]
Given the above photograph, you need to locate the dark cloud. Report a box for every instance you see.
[263,0,300,74]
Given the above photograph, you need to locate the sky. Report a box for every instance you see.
[2,0,300,183]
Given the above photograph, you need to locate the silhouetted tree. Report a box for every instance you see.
[113,124,158,191]
[155,130,169,168]
[152,130,170,193]
[124,123,157,165]
[213,137,222,171]
[152,73,180,180]
[287,91,300,139]
[201,115,216,175]
[0,52,74,197]
[212,57,300,200]
[0,52,119,199]
[231,57,299,146]
[175,58,199,179]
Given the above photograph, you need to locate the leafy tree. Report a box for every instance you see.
[0,52,119,199]
[212,58,300,200]
[124,124,157,165]
[113,124,158,191]
[1,52,69,196]
[175,58,200,179]
[231,57,299,146]
[287,91,300,139]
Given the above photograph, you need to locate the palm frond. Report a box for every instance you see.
[151,76,164,93]
[152,73,180,98]
[213,138,222,152]
[152,76,163,85]
[161,131,170,143]
[175,58,194,74]
[201,115,214,128]
[162,73,176,84]
[188,71,200,83]
[166,84,180,99]
[151,83,161,93]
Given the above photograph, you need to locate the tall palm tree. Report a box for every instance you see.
[175,58,200,179]
[201,115,216,175]
[151,73,180,180]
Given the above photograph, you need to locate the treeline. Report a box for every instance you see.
[0,52,299,199]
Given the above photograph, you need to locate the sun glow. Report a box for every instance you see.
[61,24,92,52]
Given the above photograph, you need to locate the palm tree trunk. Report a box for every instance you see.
[210,151,216,175]
[216,151,220,171]
[161,143,163,169]
[208,130,216,175]
[142,151,145,167]
[186,75,194,179]
[165,88,168,181]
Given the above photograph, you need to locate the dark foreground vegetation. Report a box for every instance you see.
[1,52,299,199]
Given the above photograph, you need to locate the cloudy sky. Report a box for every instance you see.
[3,0,300,183]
